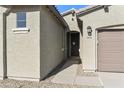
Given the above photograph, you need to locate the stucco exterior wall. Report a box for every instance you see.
[6,6,41,80]
[40,6,66,79]
[63,13,80,32]
[78,5,124,71]
[0,13,4,79]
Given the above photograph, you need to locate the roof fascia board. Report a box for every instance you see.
[77,5,105,16]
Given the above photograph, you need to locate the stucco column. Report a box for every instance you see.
[0,6,11,80]
[82,28,97,72]
[0,12,5,79]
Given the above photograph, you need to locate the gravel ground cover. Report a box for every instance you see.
[0,79,99,88]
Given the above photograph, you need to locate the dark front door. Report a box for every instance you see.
[71,33,79,56]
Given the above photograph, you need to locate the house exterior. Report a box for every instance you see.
[1,5,124,82]
[63,5,124,73]
[0,5,68,81]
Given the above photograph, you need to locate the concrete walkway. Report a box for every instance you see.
[51,57,79,85]
[51,57,103,87]
[98,72,124,88]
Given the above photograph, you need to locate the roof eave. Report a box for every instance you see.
[47,5,69,29]
[61,8,76,17]
[77,5,105,16]
[1,5,69,29]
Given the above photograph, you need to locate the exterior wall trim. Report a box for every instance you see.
[12,28,30,34]
[96,24,124,30]
[77,5,111,17]
[12,28,30,31]
[95,29,98,71]
[93,29,101,72]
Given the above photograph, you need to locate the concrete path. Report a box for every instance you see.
[74,76,103,87]
[98,72,124,88]
[51,57,79,85]
[51,57,103,87]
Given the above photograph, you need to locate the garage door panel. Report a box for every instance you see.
[98,57,122,61]
[98,30,124,72]
[99,42,121,48]
[98,60,122,64]
[100,41,121,44]
[99,31,122,36]
[98,63,124,71]
[99,64,122,67]
[99,37,122,41]
[99,44,121,48]
[98,52,122,57]
[99,52,122,55]
[99,48,122,52]
[99,63,122,66]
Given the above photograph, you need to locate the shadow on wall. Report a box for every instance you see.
[42,57,82,80]
[77,18,83,36]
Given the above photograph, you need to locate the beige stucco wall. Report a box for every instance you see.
[40,6,66,79]
[6,6,41,80]
[63,13,80,32]
[0,5,67,80]
[78,5,124,71]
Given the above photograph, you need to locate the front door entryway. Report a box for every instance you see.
[71,33,79,56]
[67,32,80,57]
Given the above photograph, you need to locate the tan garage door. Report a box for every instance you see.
[98,29,124,72]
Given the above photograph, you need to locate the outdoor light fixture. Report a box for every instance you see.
[87,26,92,36]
